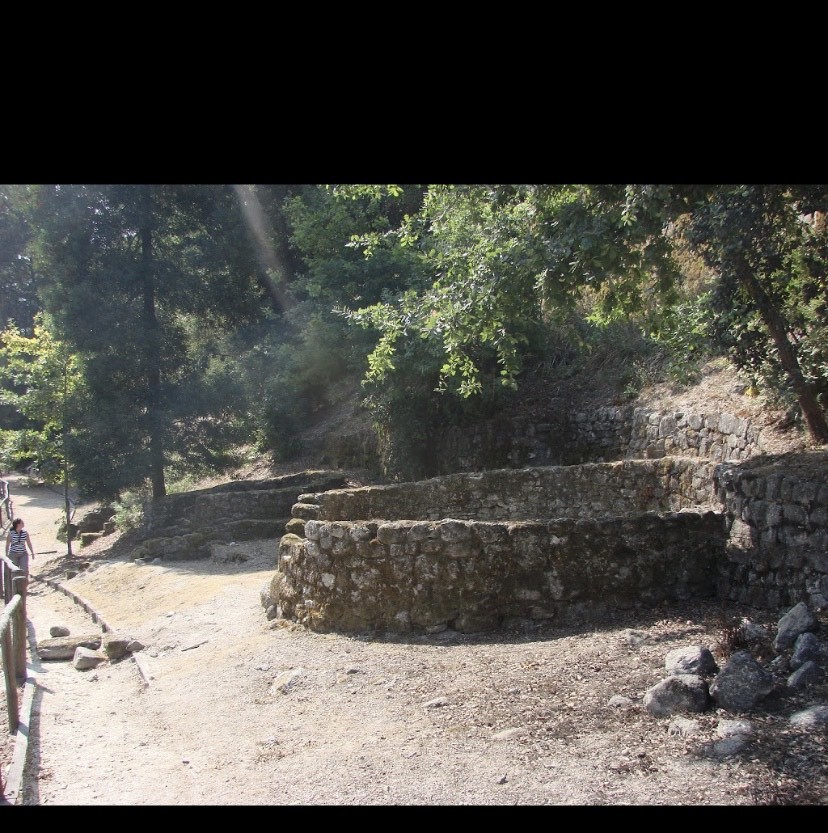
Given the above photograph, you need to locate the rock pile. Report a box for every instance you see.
[626,602,827,758]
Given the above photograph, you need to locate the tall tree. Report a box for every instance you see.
[0,184,39,333]
[30,184,272,500]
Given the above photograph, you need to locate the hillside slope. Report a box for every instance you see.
[233,356,820,484]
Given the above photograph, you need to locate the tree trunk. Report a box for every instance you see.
[736,258,828,444]
[64,431,73,558]
[140,187,166,499]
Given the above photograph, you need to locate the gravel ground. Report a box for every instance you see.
[10,534,828,806]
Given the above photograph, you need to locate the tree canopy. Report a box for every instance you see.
[339,184,828,442]
[0,182,825,502]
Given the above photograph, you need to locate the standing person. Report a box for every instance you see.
[5,518,35,584]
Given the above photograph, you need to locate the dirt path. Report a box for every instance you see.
[0,475,79,803]
[3,479,826,805]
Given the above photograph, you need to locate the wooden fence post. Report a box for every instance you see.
[12,572,26,681]
[0,595,21,733]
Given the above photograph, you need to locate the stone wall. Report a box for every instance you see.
[275,511,726,634]
[623,408,758,463]
[134,472,348,561]
[272,459,724,634]
[436,406,767,473]
[713,456,828,610]
[273,452,828,634]
[293,458,717,524]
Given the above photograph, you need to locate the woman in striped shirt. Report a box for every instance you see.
[5,517,35,576]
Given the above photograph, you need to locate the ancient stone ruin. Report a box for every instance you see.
[271,408,828,635]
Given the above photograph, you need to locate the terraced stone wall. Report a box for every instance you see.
[275,512,725,634]
[714,457,828,610]
[437,406,768,473]
[273,453,828,633]
[272,459,724,634]
[135,472,348,561]
[292,458,717,525]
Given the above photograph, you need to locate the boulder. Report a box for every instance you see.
[789,705,828,728]
[73,646,107,670]
[37,634,103,661]
[664,646,719,676]
[787,661,823,689]
[284,517,306,537]
[790,632,828,670]
[643,674,710,717]
[709,650,774,711]
[77,506,116,533]
[102,633,132,660]
[773,602,818,652]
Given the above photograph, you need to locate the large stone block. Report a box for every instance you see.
[37,634,103,660]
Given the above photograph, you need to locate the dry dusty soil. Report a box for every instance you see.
[1,472,828,807]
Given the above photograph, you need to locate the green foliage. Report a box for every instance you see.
[647,293,716,386]
[684,186,828,421]
[333,183,827,443]
[1,180,822,497]
[341,186,556,398]
[337,185,688,400]
[112,489,147,532]
[0,314,84,484]
[360,338,447,480]
[360,331,522,480]
[0,427,37,472]
[537,317,665,402]
[236,308,363,461]
[222,186,429,466]
[284,185,426,308]
[165,472,202,495]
